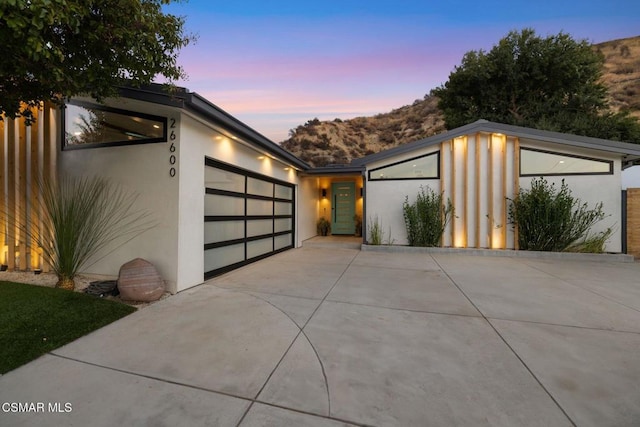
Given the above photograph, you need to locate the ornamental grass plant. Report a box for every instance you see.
[508,178,608,252]
[17,175,153,290]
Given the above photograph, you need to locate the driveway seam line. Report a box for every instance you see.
[486,316,640,335]
[523,260,640,314]
[238,291,331,416]
[430,254,578,427]
[246,250,359,419]
[323,298,483,318]
[46,353,370,427]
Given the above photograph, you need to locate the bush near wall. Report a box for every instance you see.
[402,186,454,247]
[508,178,608,252]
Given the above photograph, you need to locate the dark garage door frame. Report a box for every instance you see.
[204,157,295,279]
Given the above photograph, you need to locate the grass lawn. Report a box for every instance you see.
[0,281,136,374]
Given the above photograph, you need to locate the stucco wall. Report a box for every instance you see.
[365,146,440,245]
[177,114,299,291]
[59,99,181,291]
[518,141,622,252]
[297,177,319,244]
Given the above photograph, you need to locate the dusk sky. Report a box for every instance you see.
[164,1,640,142]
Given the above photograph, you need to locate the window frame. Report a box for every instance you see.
[519,147,613,177]
[61,100,168,150]
[368,151,440,181]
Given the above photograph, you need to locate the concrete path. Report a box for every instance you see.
[2,247,640,426]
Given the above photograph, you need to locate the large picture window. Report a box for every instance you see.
[368,152,440,180]
[63,101,167,149]
[520,148,612,176]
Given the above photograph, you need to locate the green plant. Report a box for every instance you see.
[508,178,607,252]
[565,227,614,253]
[353,214,362,237]
[22,175,152,290]
[368,215,384,245]
[402,186,454,247]
[317,217,331,236]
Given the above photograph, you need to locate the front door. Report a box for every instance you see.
[331,182,355,235]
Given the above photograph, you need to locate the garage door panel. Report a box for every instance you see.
[205,244,244,272]
[204,157,295,280]
[247,199,273,216]
[205,221,244,244]
[247,219,273,237]
[205,168,245,192]
[205,194,245,216]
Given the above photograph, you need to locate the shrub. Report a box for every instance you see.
[402,186,454,247]
[508,178,607,252]
[13,175,153,290]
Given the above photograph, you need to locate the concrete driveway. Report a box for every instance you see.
[2,246,640,426]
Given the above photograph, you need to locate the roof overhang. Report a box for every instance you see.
[301,165,365,176]
[116,84,311,171]
[352,120,640,170]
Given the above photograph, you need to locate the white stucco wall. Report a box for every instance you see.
[365,146,440,245]
[519,141,622,252]
[59,99,181,291]
[177,114,299,291]
[298,177,320,244]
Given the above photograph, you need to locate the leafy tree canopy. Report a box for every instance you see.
[0,0,193,122]
[432,29,640,143]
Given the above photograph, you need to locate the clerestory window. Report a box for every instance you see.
[63,100,167,149]
[368,152,440,181]
[520,148,612,176]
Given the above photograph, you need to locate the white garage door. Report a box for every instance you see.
[204,157,295,279]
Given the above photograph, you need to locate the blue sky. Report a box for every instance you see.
[165,0,640,141]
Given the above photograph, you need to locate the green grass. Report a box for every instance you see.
[0,281,136,374]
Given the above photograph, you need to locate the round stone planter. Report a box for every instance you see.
[118,258,165,302]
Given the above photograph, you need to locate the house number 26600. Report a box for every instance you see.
[169,118,177,177]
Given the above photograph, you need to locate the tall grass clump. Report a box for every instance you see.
[367,215,394,245]
[508,178,607,252]
[402,186,454,247]
[28,175,152,290]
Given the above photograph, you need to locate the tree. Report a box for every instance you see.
[0,0,193,123]
[431,29,640,142]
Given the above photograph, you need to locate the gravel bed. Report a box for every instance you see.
[0,270,170,308]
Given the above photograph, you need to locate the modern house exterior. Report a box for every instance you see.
[2,85,640,293]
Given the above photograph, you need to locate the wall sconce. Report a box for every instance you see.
[360,187,363,197]
[321,188,327,198]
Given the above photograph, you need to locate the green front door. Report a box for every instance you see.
[331,182,355,235]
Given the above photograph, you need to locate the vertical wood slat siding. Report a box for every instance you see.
[475,134,481,248]
[7,120,16,269]
[626,188,640,259]
[0,119,5,267]
[0,106,55,271]
[501,134,508,249]
[513,138,520,250]
[441,132,518,249]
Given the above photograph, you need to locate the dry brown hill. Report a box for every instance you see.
[281,36,640,167]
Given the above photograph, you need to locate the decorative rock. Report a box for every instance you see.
[117,258,165,302]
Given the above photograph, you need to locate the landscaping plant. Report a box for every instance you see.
[508,178,608,252]
[28,175,152,290]
[402,186,454,247]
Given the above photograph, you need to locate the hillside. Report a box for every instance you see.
[281,36,640,167]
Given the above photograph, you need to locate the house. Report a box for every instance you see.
[355,120,640,252]
[2,85,640,293]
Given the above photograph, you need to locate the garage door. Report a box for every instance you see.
[204,157,295,279]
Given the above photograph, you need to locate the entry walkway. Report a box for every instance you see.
[2,247,640,426]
